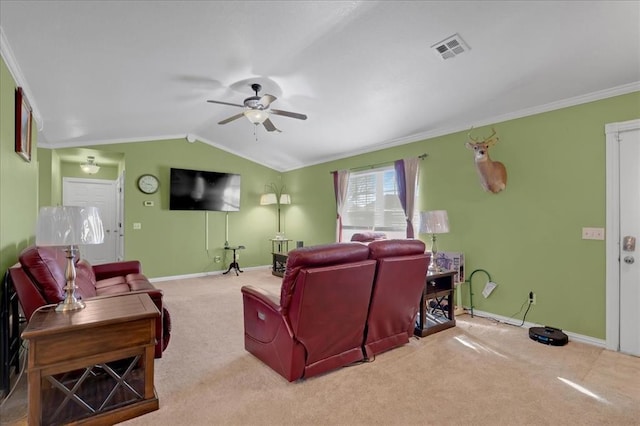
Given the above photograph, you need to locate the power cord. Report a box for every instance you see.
[0,341,28,408]
[518,300,533,327]
[471,296,533,328]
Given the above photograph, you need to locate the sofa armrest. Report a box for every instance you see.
[8,265,48,321]
[241,285,280,310]
[241,285,294,339]
[93,261,142,281]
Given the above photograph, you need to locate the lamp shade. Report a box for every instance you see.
[36,206,104,246]
[279,194,291,205]
[244,109,269,124]
[420,210,450,234]
[260,193,278,205]
[80,156,100,174]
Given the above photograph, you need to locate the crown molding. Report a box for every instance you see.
[39,133,284,172]
[287,82,640,172]
[0,25,43,130]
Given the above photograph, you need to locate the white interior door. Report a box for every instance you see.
[63,178,118,265]
[606,119,640,356]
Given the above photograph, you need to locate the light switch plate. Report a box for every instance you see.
[582,227,604,240]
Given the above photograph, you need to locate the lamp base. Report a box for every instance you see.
[428,234,443,273]
[55,299,86,312]
[56,245,86,313]
[427,261,443,274]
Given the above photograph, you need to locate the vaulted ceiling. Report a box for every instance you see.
[1,1,639,171]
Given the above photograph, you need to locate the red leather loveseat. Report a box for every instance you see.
[8,246,171,358]
[241,239,429,382]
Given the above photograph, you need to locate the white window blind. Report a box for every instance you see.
[342,166,408,240]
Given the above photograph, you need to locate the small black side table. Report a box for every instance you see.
[224,245,245,276]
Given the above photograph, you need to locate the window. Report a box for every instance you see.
[342,166,410,241]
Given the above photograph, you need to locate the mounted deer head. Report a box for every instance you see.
[465,127,507,193]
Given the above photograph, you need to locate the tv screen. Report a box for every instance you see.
[170,168,241,211]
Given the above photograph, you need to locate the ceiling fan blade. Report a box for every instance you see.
[263,118,281,133]
[270,109,308,120]
[259,94,277,108]
[218,113,245,125]
[207,100,245,108]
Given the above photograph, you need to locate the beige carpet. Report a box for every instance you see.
[1,268,639,425]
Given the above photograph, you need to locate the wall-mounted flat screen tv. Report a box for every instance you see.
[170,167,241,211]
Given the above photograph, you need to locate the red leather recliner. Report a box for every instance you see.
[363,239,429,357]
[241,243,377,382]
[8,246,171,358]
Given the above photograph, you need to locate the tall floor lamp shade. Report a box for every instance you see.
[36,206,104,312]
[420,210,450,273]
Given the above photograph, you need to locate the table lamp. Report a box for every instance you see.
[420,210,450,273]
[36,206,104,312]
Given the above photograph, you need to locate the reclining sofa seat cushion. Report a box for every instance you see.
[13,245,170,357]
[242,242,377,382]
[364,239,429,357]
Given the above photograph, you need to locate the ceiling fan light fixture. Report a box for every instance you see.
[80,156,100,174]
[244,109,269,124]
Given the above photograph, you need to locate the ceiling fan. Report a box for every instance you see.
[207,83,307,132]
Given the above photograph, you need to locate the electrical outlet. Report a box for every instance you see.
[214,256,221,263]
[529,291,536,305]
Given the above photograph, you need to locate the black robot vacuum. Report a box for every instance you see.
[529,326,569,346]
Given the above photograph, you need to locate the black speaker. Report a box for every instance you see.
[296,241,304,248]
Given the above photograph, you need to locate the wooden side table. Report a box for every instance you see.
[21,293,160,425]
[270,239,291,277]
[414,270,457,337]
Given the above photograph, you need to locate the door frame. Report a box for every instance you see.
[605,118,640,351]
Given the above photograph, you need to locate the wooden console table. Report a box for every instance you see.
[415,270,457,337]
[21,293,159,425]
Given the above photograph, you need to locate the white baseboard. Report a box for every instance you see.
[149,265,272,283]
[463,308,606,348]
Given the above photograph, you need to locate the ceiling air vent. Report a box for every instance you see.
[431,33,470,60]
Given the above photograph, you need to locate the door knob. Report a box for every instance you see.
[624,256,634,264]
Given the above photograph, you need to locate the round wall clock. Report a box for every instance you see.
[137,174,159,194]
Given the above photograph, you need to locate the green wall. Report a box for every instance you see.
[0,57,39,274]
[283,91,640,339]
[82,139,282,278]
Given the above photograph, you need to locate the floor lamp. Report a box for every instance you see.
[36,206,104,312]
[420,210,450,273]
[260,183,291,239]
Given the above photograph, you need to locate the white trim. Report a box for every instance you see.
[0,26,43,130]
[29,77,640,174]
[605,119,640,352]
[285,83,640,172]
[468,309,606,348]
[148,265,271,283]
[38,133,281,172]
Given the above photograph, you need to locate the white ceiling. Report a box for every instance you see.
[1,1,639,171]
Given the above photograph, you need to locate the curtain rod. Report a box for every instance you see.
[329,153,428,174]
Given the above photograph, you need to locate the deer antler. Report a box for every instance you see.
[484,127,499,146]
[468,126,479,142]
[468,127,498,145]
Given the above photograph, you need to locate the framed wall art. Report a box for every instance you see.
[15,87,33,162]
